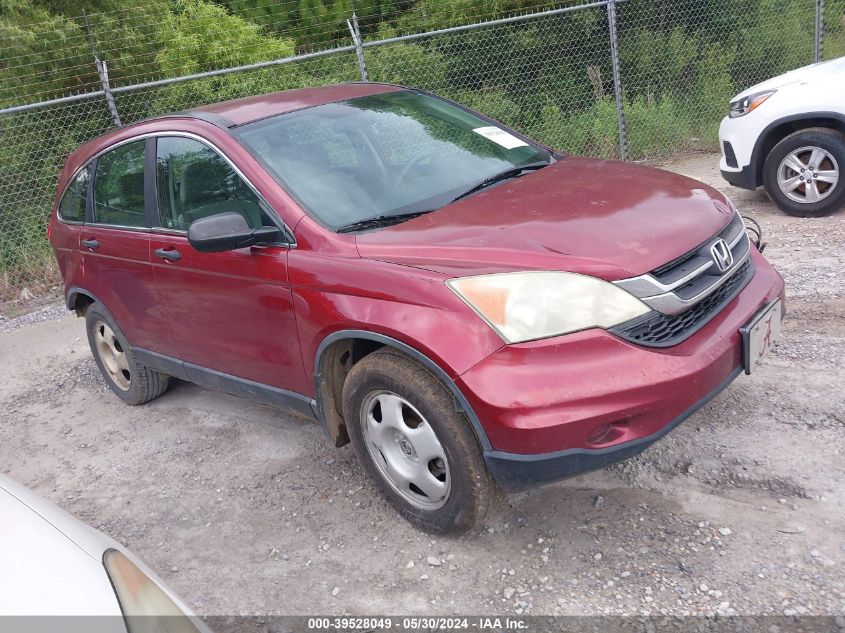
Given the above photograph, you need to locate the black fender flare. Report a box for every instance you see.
[65,285,104,312]
[313,330,493,452]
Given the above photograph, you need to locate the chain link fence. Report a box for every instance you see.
[1,0,842,303]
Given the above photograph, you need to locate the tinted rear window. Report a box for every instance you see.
[58,164,91,222]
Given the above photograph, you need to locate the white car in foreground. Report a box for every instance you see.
[719,56,845,217]
[0,474,210,633]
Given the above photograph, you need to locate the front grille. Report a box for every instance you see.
[723,141,739,168]
[612,257,755,347]
[651,212,743,282]
[614,211,750,317]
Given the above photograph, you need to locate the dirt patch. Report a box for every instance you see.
[1,153,843,618]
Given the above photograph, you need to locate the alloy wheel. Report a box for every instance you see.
[777,145,840,204]
[93,320,131,391]
[360,390,451,510]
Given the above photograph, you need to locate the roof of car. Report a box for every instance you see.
[59,82,408,183]
[184,82,406,127]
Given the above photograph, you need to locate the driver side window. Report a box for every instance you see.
[155,137,265,232]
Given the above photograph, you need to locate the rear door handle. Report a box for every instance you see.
[81,239,99,249]
[154,247,181,261]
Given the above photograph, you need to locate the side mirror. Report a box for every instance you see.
[187,212,281,253]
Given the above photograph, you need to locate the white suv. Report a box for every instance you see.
[719,56,845,217]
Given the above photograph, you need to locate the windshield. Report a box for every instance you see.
[234,90,551,231]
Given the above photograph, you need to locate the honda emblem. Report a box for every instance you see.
[710,238,733,273]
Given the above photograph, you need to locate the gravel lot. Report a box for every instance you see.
[1,153,843,621]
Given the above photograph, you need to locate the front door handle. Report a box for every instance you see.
[154,248,181,262]
[81,239,99,249]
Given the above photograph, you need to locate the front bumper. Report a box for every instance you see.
[718,112,771,190]
[484,365,742,490]
[720,164,758,190]
[457,249,785,491]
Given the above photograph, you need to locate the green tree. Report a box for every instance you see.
[225,0,298,34]
[299,0,328,45]
[156,0,294,77]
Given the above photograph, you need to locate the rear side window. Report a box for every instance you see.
[58,164,90,222]
[155,137,265,231]
[93,140,147,227]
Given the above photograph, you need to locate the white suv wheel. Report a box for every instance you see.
[776,145,839,204]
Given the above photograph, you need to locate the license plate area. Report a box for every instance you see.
[740,299,782,375]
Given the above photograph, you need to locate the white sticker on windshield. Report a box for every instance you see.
[472,126,529,150]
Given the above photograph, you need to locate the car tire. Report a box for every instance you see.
[763,127,845,217]
[85,303,170,405]
[343,349,496,534]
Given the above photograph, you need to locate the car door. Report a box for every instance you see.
[81,138,175,354]
[148,134,308,395]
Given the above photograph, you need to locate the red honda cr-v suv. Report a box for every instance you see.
[49,83,785,533]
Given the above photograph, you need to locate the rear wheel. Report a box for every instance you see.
[343,349,496,534]
[85,303,170,405]
[763,128,845,217]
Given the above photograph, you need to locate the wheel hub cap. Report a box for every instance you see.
[361,391,451,510]
[93,320,131,391]
[777,145,839,204]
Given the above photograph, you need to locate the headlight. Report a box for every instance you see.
[104,549,204,633]
[729,90,776,118]
[447,271,650,344]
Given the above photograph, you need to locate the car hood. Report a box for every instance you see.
[355,157,735,280]
[732,56,845,101]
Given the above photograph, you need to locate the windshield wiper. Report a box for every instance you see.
[336,210,433,234]
[335,160,552,233]
[450,161,551,204]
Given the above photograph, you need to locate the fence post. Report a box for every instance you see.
[607,0,627,161]
[96,60,122,127]
[815,0,825,63]
[83,11,122,127]
[347,13,369,81]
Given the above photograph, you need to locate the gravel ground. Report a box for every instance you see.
[0,303,66,332]
[1,153,843,621]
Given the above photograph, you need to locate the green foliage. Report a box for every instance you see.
[824,0,845,59]
[388,0,572,34]
[225,0,298,33]
[0,2,97,105]
[299,0,329,43]
[222,0,405,48]
[156,1,295,77]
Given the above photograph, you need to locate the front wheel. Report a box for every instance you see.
[763,128,845,217]
[343,349,496,534]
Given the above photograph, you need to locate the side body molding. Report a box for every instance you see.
[132,348,318,420]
